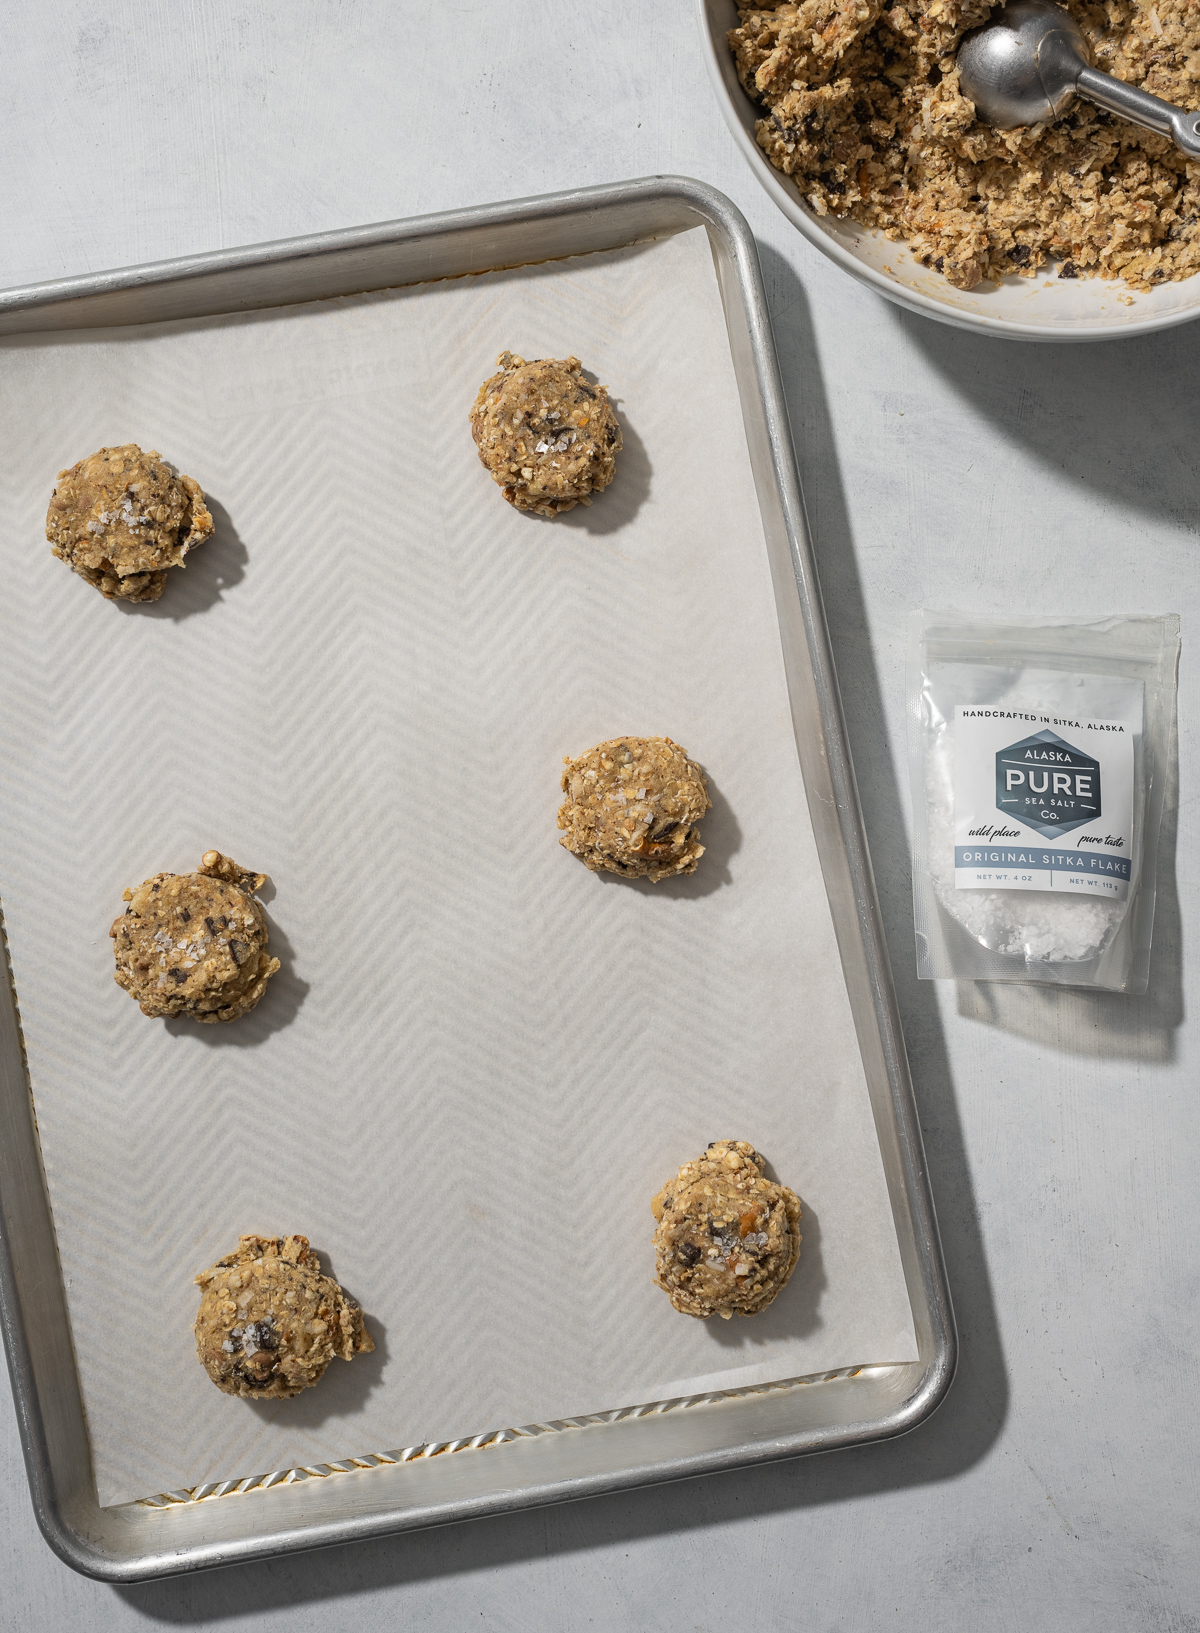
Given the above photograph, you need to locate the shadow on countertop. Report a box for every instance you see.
[113,249,1012,1627]
[896,294,1200,534]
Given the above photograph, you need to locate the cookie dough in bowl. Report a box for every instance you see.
[652,1140,802,1318]
[730,0,1200,292]
[557,736,711,881]
[46,444,213,602]
[469,352,622,516]
[697,0,1200,338]
[110,850,280,1023]
[194,1234,374,1399]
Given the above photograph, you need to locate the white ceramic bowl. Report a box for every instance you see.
[698,0,1200,340]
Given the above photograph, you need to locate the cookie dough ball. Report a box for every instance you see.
[194,1234,374,1399]
[558,736,711,882]
[469,352,621,517]
[651,1141,801,1319]
[110,850,280,1023]
[46,443,213,603]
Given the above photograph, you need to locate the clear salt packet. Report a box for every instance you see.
[906,612,1179,993]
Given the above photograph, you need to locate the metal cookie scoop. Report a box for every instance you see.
[958,0,1200,158]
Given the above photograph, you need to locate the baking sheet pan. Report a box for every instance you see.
[0,177,953,1579]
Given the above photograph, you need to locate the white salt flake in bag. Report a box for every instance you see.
[907,613,1178,992]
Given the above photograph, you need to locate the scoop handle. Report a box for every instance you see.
[1075,64,1200,159]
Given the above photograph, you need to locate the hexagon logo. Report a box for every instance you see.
[996,728,1100,839]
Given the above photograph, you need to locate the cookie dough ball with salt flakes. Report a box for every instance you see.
[194,1234,374,1399]
[46,443,213,603]
[652,1141,801,1319]
[469,351,621,517]
[110,850,280,1024]
[558,736,711,881]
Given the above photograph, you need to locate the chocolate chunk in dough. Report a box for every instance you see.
[651,1141,801,1319]
[110,850,280,1023]
[469,352,621,517]
[194,1234,374,1399]
[46,443,213,602]
[558,736,711,882]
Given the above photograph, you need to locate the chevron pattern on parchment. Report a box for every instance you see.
[0,229,916,1507]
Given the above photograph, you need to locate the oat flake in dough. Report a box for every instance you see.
[46,443,213,602]
[652,1141,802,1319]
[194,1234,374,1400]
[557,736,711,881]
[469,352,621,517]
[110,850,280,1023]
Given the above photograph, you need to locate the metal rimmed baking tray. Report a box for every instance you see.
[0,176,953,1581]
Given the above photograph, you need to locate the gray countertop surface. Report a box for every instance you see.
[2,3,1197,1627]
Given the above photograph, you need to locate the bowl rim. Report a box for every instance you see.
[696,0,1200,342]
